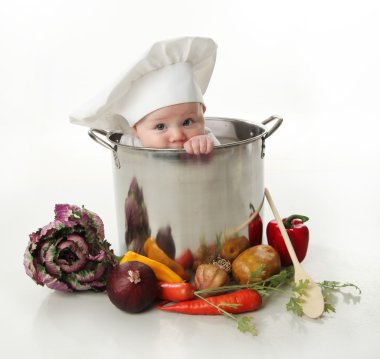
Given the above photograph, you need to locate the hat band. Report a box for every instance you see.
[114,62,204,126]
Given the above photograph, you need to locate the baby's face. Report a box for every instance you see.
[133,102,205,149]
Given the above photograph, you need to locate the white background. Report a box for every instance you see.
[1,0,379,358]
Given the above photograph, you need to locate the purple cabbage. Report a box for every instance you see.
[24,204,117,292]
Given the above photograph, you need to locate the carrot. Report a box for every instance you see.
[156,289,262,315]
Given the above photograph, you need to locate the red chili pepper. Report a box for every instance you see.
[248,203,263,247]
[175,248,194,270]
[157,282,195,302]
[156,289,262,315]
[266,214,309,266]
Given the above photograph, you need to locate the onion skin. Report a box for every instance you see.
[106,261,158,313]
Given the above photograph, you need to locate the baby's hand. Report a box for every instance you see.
[184,135,214,155]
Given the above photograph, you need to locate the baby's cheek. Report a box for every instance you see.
[192,126,205,137]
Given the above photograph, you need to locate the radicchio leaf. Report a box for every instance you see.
[24,204,117,292]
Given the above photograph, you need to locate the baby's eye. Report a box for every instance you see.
[183,118,193,127]
[155,123,166,131]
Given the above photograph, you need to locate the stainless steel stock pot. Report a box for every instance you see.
[89,116,282,255]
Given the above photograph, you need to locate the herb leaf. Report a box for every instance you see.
[319,281,362,294]
[236,316,258,336]
[248,264,266,282]
[324,302,336,314]
[318,280,361,313]
[218,302,241,309]
[291,279,310,296]
[195,267,361,337]
[266,267,295,287]
[286,296,304,316]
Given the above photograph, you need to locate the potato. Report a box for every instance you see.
[232,245,281,284]
[220,236,250,262]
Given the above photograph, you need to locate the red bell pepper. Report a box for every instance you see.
[266,214,309,266]
[248,203,263,247]
[157,282,195,302]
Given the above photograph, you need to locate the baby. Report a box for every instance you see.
[120,102,219,154]
[70,37,219,154]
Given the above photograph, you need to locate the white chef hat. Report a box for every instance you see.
[69,36,217,131]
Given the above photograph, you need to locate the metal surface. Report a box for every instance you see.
[89,116,282,254]
[262,116,283,139]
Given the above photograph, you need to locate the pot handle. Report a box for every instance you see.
[261,115,283,139]
[88,128,121,168]
[260,116,283,158]
[88,128,115,151]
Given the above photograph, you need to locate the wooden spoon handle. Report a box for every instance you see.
[233,195,265,233]
[264,188,301,270]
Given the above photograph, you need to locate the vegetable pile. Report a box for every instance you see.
[24,204,361,337]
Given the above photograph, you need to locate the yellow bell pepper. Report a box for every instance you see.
[143,237,190,280]
[119,251,183,283]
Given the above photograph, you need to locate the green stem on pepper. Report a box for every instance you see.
[283,214,309,228]
[249,203,255,212]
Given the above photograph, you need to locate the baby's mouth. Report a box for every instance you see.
[169,142,185,149]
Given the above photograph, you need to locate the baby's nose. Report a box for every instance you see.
[170,128,186,142]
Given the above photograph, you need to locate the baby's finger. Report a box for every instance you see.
[205,137,214,154]
[199,136,213,154]
[199,137,207,154]
[191,138,200,155]
[184,141,194,154]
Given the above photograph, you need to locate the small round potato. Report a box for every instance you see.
[232,244,281,284]
[220,236,250,262]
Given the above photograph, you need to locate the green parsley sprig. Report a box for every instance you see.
[195,266,361,336]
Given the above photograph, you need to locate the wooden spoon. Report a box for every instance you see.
[264,188,325,319]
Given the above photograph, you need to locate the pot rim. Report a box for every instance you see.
[108,117,268,153]
[88,115,283,154]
